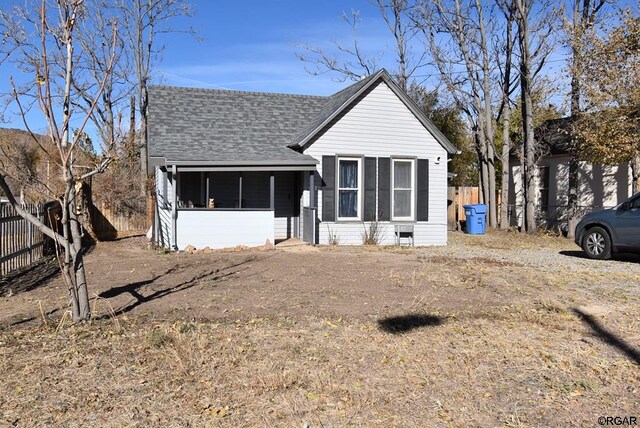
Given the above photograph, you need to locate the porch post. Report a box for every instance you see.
[205,175,210,207]
[309,171,315,208]
[270,172,275,210]
[171,164,177,250]
[239,172,243,208]
[200,172,205,206]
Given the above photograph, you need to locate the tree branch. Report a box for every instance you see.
[0,171,65,247]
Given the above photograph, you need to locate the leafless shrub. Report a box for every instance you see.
[362,218,382,245]
[326,224,340,245]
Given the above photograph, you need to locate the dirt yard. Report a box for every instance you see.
[0,231,638,427]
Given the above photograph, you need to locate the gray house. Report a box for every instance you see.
[508,117,633,229]
[148,69,458,250]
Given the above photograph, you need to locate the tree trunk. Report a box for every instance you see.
[69,183,91,321]
[517,0,537,234]
[567,34,581,239]
[477,0,497,228]
[487,141,497,227]
[500,105,511,230]
[499,2,515,230]
[61,216,82,320]
[567,153,580,237]
[139,83,148,198]
[61,262,80,321]
[481,158,489,206]
[631,154,640,194]
[475,127,489,205]
[74,251,91,320]
[567,0,607,237]
[524,145,537,234]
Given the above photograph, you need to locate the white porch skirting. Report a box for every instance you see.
[176,210,275,250]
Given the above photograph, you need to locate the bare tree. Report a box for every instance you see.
[414,0,500,227]
[116,0,194,197]
[496,0,518,230]
[297,10,381,82]
[565,0,609,238]
[516,1,537,233]
[373,0,427,91]
[72,2,132,152]
[0,0,120,322]
[514,0,557,233]
[297,1,427,87]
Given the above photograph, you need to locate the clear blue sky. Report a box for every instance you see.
[0,0,397,133]
[158,0,393,94]
[1,0,636,134]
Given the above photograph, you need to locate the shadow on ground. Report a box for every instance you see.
[560,250,640,263]
[0,257,60,296]
[573,308,640,364]
[109,233,145,242]
[96,255,260,317]
[378,313,446,334]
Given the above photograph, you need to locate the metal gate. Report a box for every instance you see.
[302,207,316,244]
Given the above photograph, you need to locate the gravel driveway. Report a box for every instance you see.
[432,230,640,275]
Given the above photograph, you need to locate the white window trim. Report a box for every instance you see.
[391,158,415,221]
[336,157,362,221]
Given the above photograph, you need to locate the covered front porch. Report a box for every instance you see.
[154,163,318,250]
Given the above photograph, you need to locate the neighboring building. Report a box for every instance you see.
[509,117,633,230]
[148,69,458,250]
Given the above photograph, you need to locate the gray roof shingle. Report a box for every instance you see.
[148,69,457,166]
[148,86,327,165]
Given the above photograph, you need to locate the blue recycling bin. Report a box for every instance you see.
[463,204,487,235]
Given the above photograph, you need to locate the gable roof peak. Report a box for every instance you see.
[292,68,458,155]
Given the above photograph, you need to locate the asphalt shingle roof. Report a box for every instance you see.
[148,86,328,165]
[148,69,457,165]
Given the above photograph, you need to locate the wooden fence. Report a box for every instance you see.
[447,186,480,230]
[0,202,51,276]
[90,200,147,240]
[0,197,145,276]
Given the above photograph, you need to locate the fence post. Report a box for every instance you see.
[0,205,3,276]
[27,207,33,264]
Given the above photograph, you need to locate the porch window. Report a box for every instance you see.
[337,157,361,220]
[176,171,272,210]
[392,159,415,220]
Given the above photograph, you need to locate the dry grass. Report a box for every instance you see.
[0,232,639,427]
[1,308,637,427]
[449,228,568,250]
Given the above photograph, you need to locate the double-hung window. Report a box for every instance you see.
[539,165,550,212]
[392,158,415,220]
[337,157,361,220]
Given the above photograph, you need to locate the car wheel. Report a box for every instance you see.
[582,226,612,260]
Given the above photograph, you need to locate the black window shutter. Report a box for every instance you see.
[322,155,336,222]
[417,159,429,221]
[364,157,377,221]
[378,157,391,221]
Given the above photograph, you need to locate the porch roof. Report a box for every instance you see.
[149,147,318,171]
